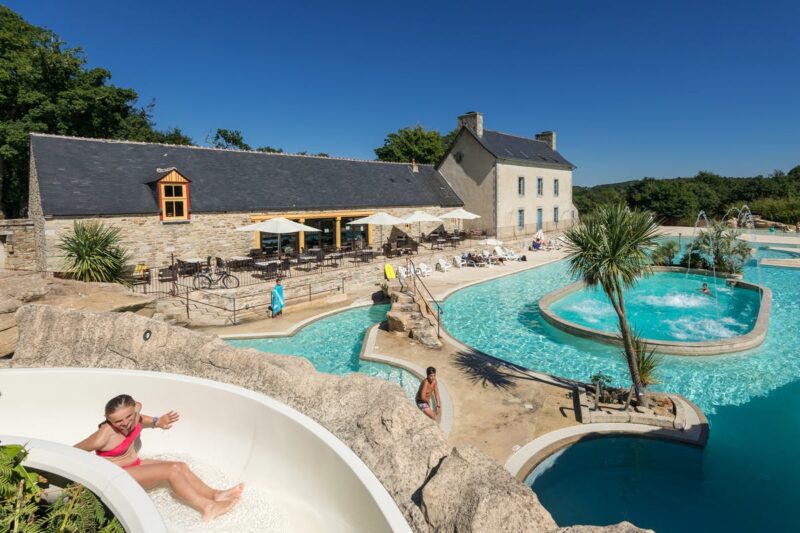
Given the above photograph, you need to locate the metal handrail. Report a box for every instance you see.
[405,258,442,337]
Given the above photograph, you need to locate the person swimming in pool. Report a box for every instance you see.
[75,394,243,521]
[416,367,441,421]
[699,283,712,295]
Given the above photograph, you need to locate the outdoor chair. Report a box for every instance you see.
[158,266,177,282]
[436,257,451,272]
[416,262,433,277]
[453,255,466,268]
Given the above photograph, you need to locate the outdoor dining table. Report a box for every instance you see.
[229,256,250,261]
[449,236,461,247]
[356,249,374,263]
[254,259,280,266]
[433,238,447,250]
[327,252,344,266]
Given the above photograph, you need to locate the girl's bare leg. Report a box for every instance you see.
[140,460,244,501]
[128,462,239,521]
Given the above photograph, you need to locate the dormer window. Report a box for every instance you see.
[156,169,191,222]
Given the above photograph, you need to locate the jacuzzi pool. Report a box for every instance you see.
[0,368,411,533]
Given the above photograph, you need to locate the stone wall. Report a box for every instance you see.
[0,219,37,270]
[6,305,646,532]
[37,205,461,272]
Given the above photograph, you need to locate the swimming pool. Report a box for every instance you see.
[227,304,419,400]
[443,247,800,531]
[547,271,760,342]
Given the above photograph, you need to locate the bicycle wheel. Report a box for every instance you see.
[193,275,212,290]
[222,274,240,289]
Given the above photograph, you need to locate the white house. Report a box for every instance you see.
[437,111,577,239]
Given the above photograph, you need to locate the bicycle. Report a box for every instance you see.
[192,266,239,289]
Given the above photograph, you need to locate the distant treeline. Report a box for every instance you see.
[574,167,800,225]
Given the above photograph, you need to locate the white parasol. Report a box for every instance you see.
[235,217,319,257]
[348,212,405,249]
[403,210,443,242]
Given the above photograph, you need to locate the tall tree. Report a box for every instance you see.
[210,128,251,150]
[374,125,449,164]
[0,6,191,217]
[564,202,661,407]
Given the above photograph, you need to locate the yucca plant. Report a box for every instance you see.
[57,221,130,283]
[627,330,663,388]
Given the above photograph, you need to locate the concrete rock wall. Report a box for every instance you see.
[6,305,646,532]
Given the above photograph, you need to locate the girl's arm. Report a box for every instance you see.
[74,428,108,452]
[141,410,181,430]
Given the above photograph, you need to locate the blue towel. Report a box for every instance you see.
[271,285,285,316]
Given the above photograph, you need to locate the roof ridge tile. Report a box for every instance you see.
[29,133,433,167]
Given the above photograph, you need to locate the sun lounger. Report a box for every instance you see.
[416,262,433,277]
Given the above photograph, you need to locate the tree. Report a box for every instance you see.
[0,6,192,217]
[374,125,449,164]
[255,145,284,153]
[564,203,661,407]
[651,239,680,266]
[58,221,130,283]
[210,128,251,150]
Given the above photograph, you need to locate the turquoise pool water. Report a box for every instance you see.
[548,272,760,342]
[443,248,800,531]
[227,304,419,399]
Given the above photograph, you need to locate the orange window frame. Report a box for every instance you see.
[159,183,191,221]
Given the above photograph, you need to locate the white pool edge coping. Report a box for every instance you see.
[0,434,167,533]
[2,367,412,533]
[503,395,709,481]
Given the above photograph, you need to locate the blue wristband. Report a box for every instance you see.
[152,416,160,428]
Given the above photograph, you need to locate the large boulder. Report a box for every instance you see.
[422,446,557,532]
[0,270,155,357]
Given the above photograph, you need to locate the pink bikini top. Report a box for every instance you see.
[96,422,142,457]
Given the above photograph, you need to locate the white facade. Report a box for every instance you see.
[495,162,575,238]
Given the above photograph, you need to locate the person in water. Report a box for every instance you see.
[699,282,712,295]
[75,394,243,521]
[416,367,441,421]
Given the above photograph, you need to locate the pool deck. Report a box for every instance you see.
[200,241,708,478]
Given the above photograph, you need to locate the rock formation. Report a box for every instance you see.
[6,304,645,532]
[0,270,155,357]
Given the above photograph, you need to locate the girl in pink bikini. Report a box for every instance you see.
[75,394,243,521]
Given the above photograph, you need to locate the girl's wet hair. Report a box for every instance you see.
[104,394,135,417]
[99,394,136,427]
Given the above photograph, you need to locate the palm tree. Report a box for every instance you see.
[650,239,680,266]
[564,203,661,407]
[694,222,752,273]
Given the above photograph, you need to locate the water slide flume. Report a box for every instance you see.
[0,368,411,533]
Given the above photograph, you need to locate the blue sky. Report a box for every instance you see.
[6,0,800,185]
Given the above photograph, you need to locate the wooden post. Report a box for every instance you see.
[367,223,373,245]
[298,218,305,251]
[335,217,342,248]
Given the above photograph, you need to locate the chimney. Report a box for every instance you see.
[411,158,419,173]
[457,111,483,137]
[535,131,556,151]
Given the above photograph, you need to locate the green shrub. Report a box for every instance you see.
[651,240,680,266]
[57,221,130,283]
[0,444,123,532]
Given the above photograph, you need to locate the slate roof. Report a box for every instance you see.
[31,134,463,217]
[469,129,575,169]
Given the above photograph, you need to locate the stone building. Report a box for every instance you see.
[437,112,577,239]
[27,134,462,271]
